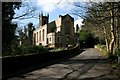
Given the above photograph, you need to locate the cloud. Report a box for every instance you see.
[37,0,57,13]
[37,0,113,13]
[74,17,83,30]
[37,0,75,13]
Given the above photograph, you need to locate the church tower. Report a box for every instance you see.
[39,13,49,27]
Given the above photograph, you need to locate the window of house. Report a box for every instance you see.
[57,36,61,43]
[34,33,36,44]
[65,21,71,34]
[39,30,41,41]
[49,37,51,42]
[42,29,44,41]
[37,32,38,42]
[47,38,48,44]
[66,36,70,42]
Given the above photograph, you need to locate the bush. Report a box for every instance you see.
[98,38,106,45]
[14,46,31,55]
[28,45,49,54]
[97,44,106,50]
[115,47,120,57]
[50,48,65,52]
[79,30,95,48]
[108,53,118,63]
[95,44,108,57]
[3,45,49,57]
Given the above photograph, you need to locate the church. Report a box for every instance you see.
[33,13,78,48]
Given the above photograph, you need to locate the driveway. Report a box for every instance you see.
[8,48,119,80]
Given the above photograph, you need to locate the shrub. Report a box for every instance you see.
[79,30,95,48]
[14,46,23,55]
[98,38,106,45]
[108,53,118,63]
[115,47,120,57]
[17,46,30,55]
[96,44,108,57]
[3,45,49,57]
[50,48,65,52]
[28,45,49,54]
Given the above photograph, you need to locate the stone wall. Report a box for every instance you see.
[3,45,80,79]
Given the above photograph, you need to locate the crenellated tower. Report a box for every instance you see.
[39,12,49,27]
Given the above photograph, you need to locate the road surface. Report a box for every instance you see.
[8,48,119,80]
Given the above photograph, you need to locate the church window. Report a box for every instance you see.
[34,33,36,44]
[39,30,41,41]
[57,36,61,43]
[37,32,38,42]
[65,21,71,34]
[42,29,44,41]
[66,36,70,42]
[49,37,51,42]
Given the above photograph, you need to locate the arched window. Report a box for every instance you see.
[66,36,70,42]
[65,21,71,34]
[42,29,44,41]
[34,33,36,44]
[39,30,41,41]
[37,32,38,42]
[57,36,61,43]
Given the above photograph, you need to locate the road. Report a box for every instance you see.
[8,48,119,80]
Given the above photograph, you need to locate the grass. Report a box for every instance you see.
[49,48,65,52]
[95,44,108,58]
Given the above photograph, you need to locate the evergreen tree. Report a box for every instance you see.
[2,2,21,55]
[28,22,35,45]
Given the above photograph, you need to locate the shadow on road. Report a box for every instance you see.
[60,59,108,64]
[59,58,109,80]
[6,48,119,80]
[3,49,84,79]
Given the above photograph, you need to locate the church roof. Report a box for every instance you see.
[59,14,74,20]
[48,21,56,32]
[48,21,56,27]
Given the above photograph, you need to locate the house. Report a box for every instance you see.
[33,13,78,48]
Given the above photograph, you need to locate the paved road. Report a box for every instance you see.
[8,48,119,80]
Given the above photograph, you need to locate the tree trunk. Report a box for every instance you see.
[109,3,115,54]
[103,26,109,52]
[105,38,109,52]
[118,8,120,48]
[115,16,119,49]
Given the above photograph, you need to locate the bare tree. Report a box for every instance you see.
[13,1,39,20]
[72,2,120,54]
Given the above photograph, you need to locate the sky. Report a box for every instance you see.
[13,0,85,29]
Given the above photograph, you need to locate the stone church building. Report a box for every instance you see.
[33,14,78,48]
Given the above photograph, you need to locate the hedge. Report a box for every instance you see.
[2,45,80,79]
